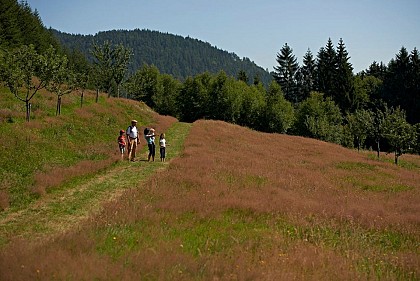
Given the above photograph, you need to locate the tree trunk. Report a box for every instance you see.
[376,139,380,159]
[56,96,62,116]
[25,101,31,122]
[96,89,99,103]
[59,96,62,115]
[80,90,84,108]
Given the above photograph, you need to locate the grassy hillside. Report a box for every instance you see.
[0,85,177,212]
[0,87,419,280]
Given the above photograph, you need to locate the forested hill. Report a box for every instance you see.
[52,29,273,85]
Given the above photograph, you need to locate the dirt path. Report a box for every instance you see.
[0,122,192,245]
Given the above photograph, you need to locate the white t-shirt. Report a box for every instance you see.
[127,125,138,139]
[159,138,166,147]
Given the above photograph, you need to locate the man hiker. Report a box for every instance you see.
[126,119,140,162]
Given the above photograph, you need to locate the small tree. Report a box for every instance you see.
[46,52,75,115]
[68,48,91,107]
[91,41,132,98]
[293,92,343,144]
[125,64,160,106]
[264,81,294,133]
[152,73,181,117]
[370,105,386,159]
[382,107,416,165]
[413,123,420,154]
[0,44,55,121]
[346,109,373,151]
[75,71,89,108]
[112,43,132,98]
[239,82,266,130]
[91,41,114,96]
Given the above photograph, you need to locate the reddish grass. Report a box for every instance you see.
[152,120,419,229]
[1,119,419,280]
[32,158,118,196]
[0,191,9,210]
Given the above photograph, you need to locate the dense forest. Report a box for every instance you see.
[0,0,59,53]
[52,29,273,86]
[1,0,419,163]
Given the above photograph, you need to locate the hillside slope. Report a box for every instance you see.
[1,116,419,280]
[53,28,273,85]
[0,85,176,212]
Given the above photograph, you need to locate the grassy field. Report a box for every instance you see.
[0,86,419,280]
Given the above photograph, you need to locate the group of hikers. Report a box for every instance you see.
[117,119,167,162]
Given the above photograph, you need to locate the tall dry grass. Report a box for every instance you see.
[0,119,419,280]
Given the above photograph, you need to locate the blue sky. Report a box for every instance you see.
[26,0,420,73]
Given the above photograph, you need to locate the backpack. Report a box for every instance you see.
[144,128,149,135]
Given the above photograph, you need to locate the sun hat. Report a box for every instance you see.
[131,119,138,123]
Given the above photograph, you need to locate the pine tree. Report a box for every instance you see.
[335,38,355,112]
[273,43,299,103]
[383,47,411,118]
[366,61,387,80]
[315,38,337,99]
[299,49,316,102]
[237,70,249,84]
[0,0,22,48]
[408,48,420,124]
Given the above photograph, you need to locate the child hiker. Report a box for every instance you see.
[159,133,167,162]
[117,129,126,160]
[145,128,156,162]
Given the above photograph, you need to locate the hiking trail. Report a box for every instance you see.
[0,122,192,245]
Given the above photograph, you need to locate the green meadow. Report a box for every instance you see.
[0,87,419,280]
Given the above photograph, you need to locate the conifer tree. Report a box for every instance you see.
[273,43,299,103]
[315,38,337,99]
[237,70,249,84]
[408,48,420,124]
[383,47,410,111]
[366,61,387,80]
[298,49,316,102]
[0,0,21,48]
[335,38,355,112]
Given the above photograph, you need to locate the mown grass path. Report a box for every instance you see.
[0,122,192,246]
